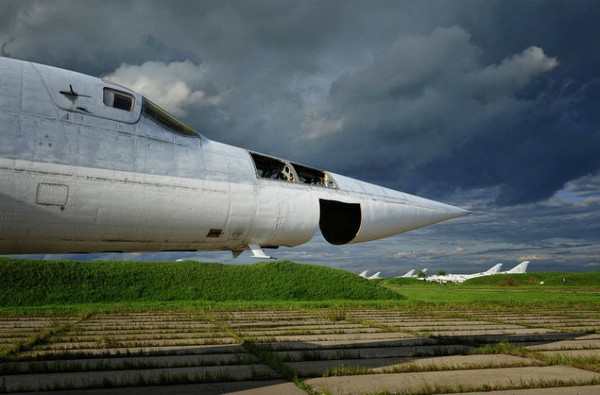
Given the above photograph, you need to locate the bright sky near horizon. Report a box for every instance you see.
[2,0,599,274]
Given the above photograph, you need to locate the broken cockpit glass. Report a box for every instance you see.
[249,152,337,189]
[249,153,295,182]
[291,162,337,188]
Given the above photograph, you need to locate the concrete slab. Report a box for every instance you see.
[434,332,584,344]
[265,336,435,350]
[2,364,278,392]
[223,380,306,395]
[372,354,542,372]
[239,327,383,337]
[13,380,302,394]
[527,339,600,351]
[427,328,557,336]
[38,337,238,350]
[226,320,334,328]
[305,366,600,395]
[291,357,412,376]
[60,333,229,342]
[276,344,472,362]
[71,324,221,332]
[290,353,539,377]
[406,324,527,331]
[347,320,499,326]
[236,323,365,330]
[22,343,246,359]
[458,384,600,395]
[1,352,259,374]
[254,331,412,342]
[538,348,600,358]
[534,327,598,334]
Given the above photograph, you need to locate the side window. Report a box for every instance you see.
[103,88,134,111]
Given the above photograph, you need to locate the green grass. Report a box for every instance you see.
[0,258,401,307]
[381,271,600,308]
[466,271,600,287]
[383,285,600,308]
[384,271,600,288]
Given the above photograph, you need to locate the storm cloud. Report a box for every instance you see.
[310,28,560,187]
[1,0,598,272]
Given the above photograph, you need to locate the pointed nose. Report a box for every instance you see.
[405,194,470,222]
[350,190,469,244]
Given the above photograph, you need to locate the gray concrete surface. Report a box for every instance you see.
[1,307,599,394]
[304,366,600,395]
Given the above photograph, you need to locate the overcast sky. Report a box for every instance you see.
[2,0,599,274]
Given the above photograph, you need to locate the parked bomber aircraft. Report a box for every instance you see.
[498,261,529,274]
[0,58,468,257]
[425,264,503,283]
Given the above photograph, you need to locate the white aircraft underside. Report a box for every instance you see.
[0,57,468,256]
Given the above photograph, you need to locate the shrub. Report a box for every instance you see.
[526,277,539,285]
[498,278,519,287]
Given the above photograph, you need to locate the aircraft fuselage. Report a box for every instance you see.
[0,57,467,256]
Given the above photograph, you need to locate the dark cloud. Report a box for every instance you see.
[305,28,559,185]
[405,78,600,205]
[0,42,9,57]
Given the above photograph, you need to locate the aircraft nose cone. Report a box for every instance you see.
[428,199,470,219]
[406,194,470,223]
[350,191,469,244]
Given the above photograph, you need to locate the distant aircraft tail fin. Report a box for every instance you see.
[368,271,382,280]
[485,263,503,274]
[359,270,369,278]
[506,261,529,274]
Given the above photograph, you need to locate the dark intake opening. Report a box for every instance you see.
[319,199,361,245]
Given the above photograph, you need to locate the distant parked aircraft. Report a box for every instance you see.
[425,263,503,283]
[499,261,529,274]
[358,270,369,278]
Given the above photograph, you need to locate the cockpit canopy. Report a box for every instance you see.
[141,98,199,138]
[35,61,201,138]
[35,62,142,124]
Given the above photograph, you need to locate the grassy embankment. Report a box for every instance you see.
[0,258,401,311]
[1,257,599,312]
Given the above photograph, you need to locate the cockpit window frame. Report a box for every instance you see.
[142,98,200,138]
[249,152,296,182]
[291,162,337,189]
[103,88,135,112]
